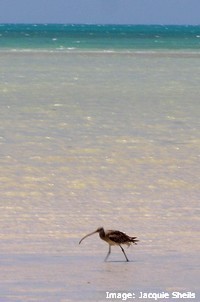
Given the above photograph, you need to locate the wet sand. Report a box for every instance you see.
[0,245,199,301]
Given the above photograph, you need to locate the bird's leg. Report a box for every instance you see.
[119,245,129,262]
[104,245,111,262]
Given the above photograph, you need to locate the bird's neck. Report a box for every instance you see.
[99,228,105,239]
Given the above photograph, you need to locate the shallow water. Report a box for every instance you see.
[0,50,199,301]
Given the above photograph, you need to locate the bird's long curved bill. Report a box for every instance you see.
[79,230,97,244]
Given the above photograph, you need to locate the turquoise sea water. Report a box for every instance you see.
[0,24,200,301]
[0,24,200,51]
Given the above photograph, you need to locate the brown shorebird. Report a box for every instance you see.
[79,227,138,262]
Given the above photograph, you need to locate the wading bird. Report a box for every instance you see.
[79,227,138,262]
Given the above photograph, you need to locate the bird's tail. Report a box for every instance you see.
[130,236,139,245]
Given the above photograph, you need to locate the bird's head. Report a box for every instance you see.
[96,227,104,233]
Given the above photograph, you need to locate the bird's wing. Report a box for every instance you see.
[107,230,128,243]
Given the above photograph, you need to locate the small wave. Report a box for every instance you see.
[0,48,200,58]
